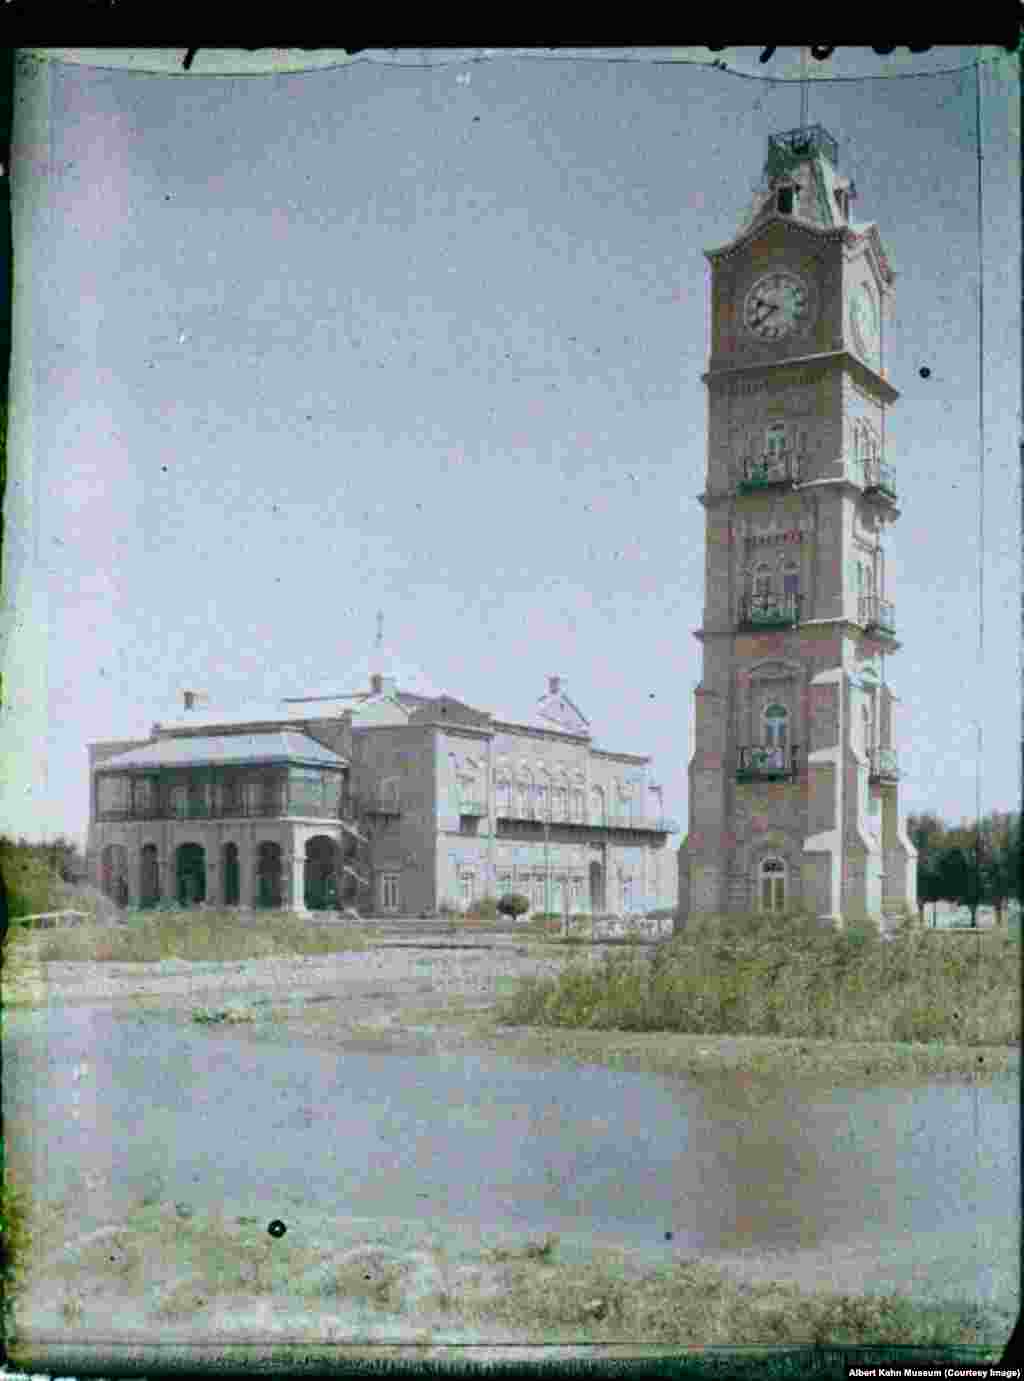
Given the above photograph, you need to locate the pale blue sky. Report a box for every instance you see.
[2,47,1019,847]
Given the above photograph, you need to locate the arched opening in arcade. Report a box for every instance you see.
[139,844,160,908]
[222,842,240,906]
[304,835,339,911]
[101,844,130,907]
[175,843,206,906]
[256,841,283,908]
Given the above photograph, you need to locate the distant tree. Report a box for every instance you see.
[977,810,1020,926]
[938,824,981,925]
[907,812,947,926]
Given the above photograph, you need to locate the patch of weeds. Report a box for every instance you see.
[192,1003,256,1025]
[0,1174,34,1296]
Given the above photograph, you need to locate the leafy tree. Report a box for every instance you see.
[907,812,946,926]
[977,810,1020,926]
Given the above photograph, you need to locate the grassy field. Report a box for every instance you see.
[497,908,1021,1047]
[6,907,368,964]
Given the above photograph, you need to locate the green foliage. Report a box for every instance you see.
[465,895,500,920]
[496,907,1020,1046]
[909,810,1021,923]
[497,892,529,918]
[16,908,368,964]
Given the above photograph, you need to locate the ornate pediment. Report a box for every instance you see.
[536,684,589,735]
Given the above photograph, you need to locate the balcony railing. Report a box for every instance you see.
[96,796,353,823]
[458,800,488,816]
[861,458,897,501]
[362,794,402,815]
[858,595,896,637]
[736,745,801,781]
[869,747,900,783]
[738,451,801,493]
[739,593,803,629]
[494,805,678,833]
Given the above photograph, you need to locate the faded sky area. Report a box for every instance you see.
[1,47,1019,847]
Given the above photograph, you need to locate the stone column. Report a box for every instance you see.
[289,852,308,915]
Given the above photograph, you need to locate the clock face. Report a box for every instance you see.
[850,283,880,365]
[743,272,811,341]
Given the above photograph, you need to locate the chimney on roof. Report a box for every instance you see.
[370,673,396,696]
[183,690,199,711]
[548,675,562,695]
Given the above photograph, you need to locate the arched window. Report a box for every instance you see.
[535,769,549,817]
[765,423,786,460]
[590,785,605,825]
[753,563,773,598]
[518,772,533,817]
[762,703,789,750]
[759,856,787,913]
[495,777,511,813]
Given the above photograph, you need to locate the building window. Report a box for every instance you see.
[553,787,568,820]
[459,815,479,836]
[496,779,511,813]
[622,877,633,913]
[777,186,794,215]
[570,876,582,911]
[518,776,532,817]
[134,777,155,813]
[782,559,800,598]
[497,871,512,897]
[572,790,584,821]
[753,563,773,598]
[458,869,475,911]
[763,703,789,750]
[381,872,401,912]
[170,784,188,819]
[98,775,130,815]
[535,779,549,817]
[531,875,546,911]
[590,786,605,825]
[760,857,787,912]
[243,779,262,816]
[765,422,786,459]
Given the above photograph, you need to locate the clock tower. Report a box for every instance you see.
[678,125,917,928]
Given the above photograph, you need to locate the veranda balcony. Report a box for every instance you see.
[738,451,801,494]
[739,593,802,630]
[736,745,801,782]
[861,458,897,502]
[869,747,900,783]
[858,595,896,638]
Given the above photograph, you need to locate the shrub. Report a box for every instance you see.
[466,895,500,921]
[497,893,529,919]
[495,907,1020,1044]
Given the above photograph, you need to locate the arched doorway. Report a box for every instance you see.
[101,844,129,906]
[759,856,787,913]
[222,842,240,906]
[305,836,338,911]
[139,844,160,908]
[589,859,605,913]
[257,841,283,908]
[176,843,206,905]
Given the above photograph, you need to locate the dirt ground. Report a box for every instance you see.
[6,938,1017,1362]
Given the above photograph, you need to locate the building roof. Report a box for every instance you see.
[286,643,447,704]
[96,731,348,771]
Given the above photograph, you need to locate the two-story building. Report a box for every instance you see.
[87,646,679,919]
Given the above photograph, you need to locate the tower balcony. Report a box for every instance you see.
[868,747,900,783]
[858,595,896,639]
[737,450,801,494]
[861,458,898,503]
[457,800,487,816]
[736,745,801,782]
[362,794,402,816]
[739,593,802,630]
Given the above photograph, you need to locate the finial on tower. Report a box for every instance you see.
[375,609,384,651]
